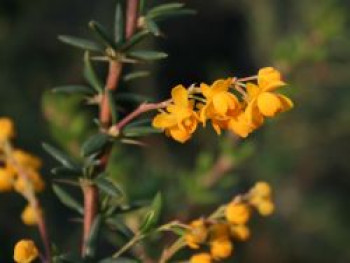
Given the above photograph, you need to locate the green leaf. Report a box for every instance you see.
[107,89,118,124]
[139,192,162,233]
[150,9,197,21]
[84,52,103,93]
[51,167,81,177]
[145,18,161,36]
[58,35,103,52]
[123,126,162,137]
[89,21,116,49]
[123,71,150,82]
[99,257,139,263]
[128,50,168,61]
[42,143,79,170]
[105,217,134,240]
[121,30,149,50]
[52,85,94,95]
[114,0,125,43]
[84,215,102,258]
[148,3,185,16]
[123,119,152,128]
[95,177,124,199]
[52,184,83,214]
[81,133,110,157]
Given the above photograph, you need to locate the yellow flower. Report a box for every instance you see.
[185,219,208,249]
[12,150,42,170]
[13,239,39,263]
[230,225,250,241]
[14,171,45,194]
[153,85,198,143]
[225,202,250,225]
[21,205,39,226]
[0,168,15,192]
[199,78,241,134]
[210,238,233,260]
[228,112,255,138]
[0,118,15,142]
[244,67,293,124]
[190,253,212,263]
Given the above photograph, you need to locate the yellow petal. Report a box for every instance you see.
[257,92,282,117]
[258,67,286,92]
[200,83,212,99]
[229,115,252,138]
[171,85,188,107]
[212,78,232,93]
[152,113,177,128]
[245,99,264,127]
[169,126,191,143]
[277,94,294,112]
[213,93,229,115]
[246,83,260,99]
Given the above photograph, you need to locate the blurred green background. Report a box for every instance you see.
[1,0,350,262]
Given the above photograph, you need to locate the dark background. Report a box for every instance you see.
[1,0,350,262]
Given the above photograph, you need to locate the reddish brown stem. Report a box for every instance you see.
[33,200,51,263]
[82,182,99,256]
[114,100,171,131]
[82,0,140,257]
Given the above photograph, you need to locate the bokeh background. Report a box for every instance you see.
[1,0,350,262]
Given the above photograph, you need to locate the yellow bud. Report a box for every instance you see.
[13,239,39,263]
[225,202,250,225]
[185,219,208,249]
[21,205,39,226]
[190,253,212,263]
[0,118,15,141]
[230,225,250,241]
[257,200,275,216]
[252,181,272,198]
[210,223,230,240]
[210,238,233,260]
[0,168,15,192]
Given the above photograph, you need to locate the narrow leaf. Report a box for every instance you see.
[42,143,79,170]
[89,21,116,48]
[121,30,149,50]
[51,167,81,177]
[84,215,102,258]
[145,19,161,36]
[81,133,110,157]
[123,126,162,137]
[84,52,103,93]
[53,184,83,214]
[150,9,197,20]
[139,192,162,233]
[114,0,125,43]
[123,71,150,82]
[128,50,168,61]
[95,177,124,199]
[52,85,94,95]
[58,35,103,52]
[148,3,185,16]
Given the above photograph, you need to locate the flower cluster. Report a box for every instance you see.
[152,67,293,143]
[185,182,274,263]
[0,118,44,226]
[13,239,39,263]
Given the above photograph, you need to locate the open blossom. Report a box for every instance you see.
[199,78,241,134]
[244,67,293,126]
[13,239,39,263]
[152,85,198,143]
